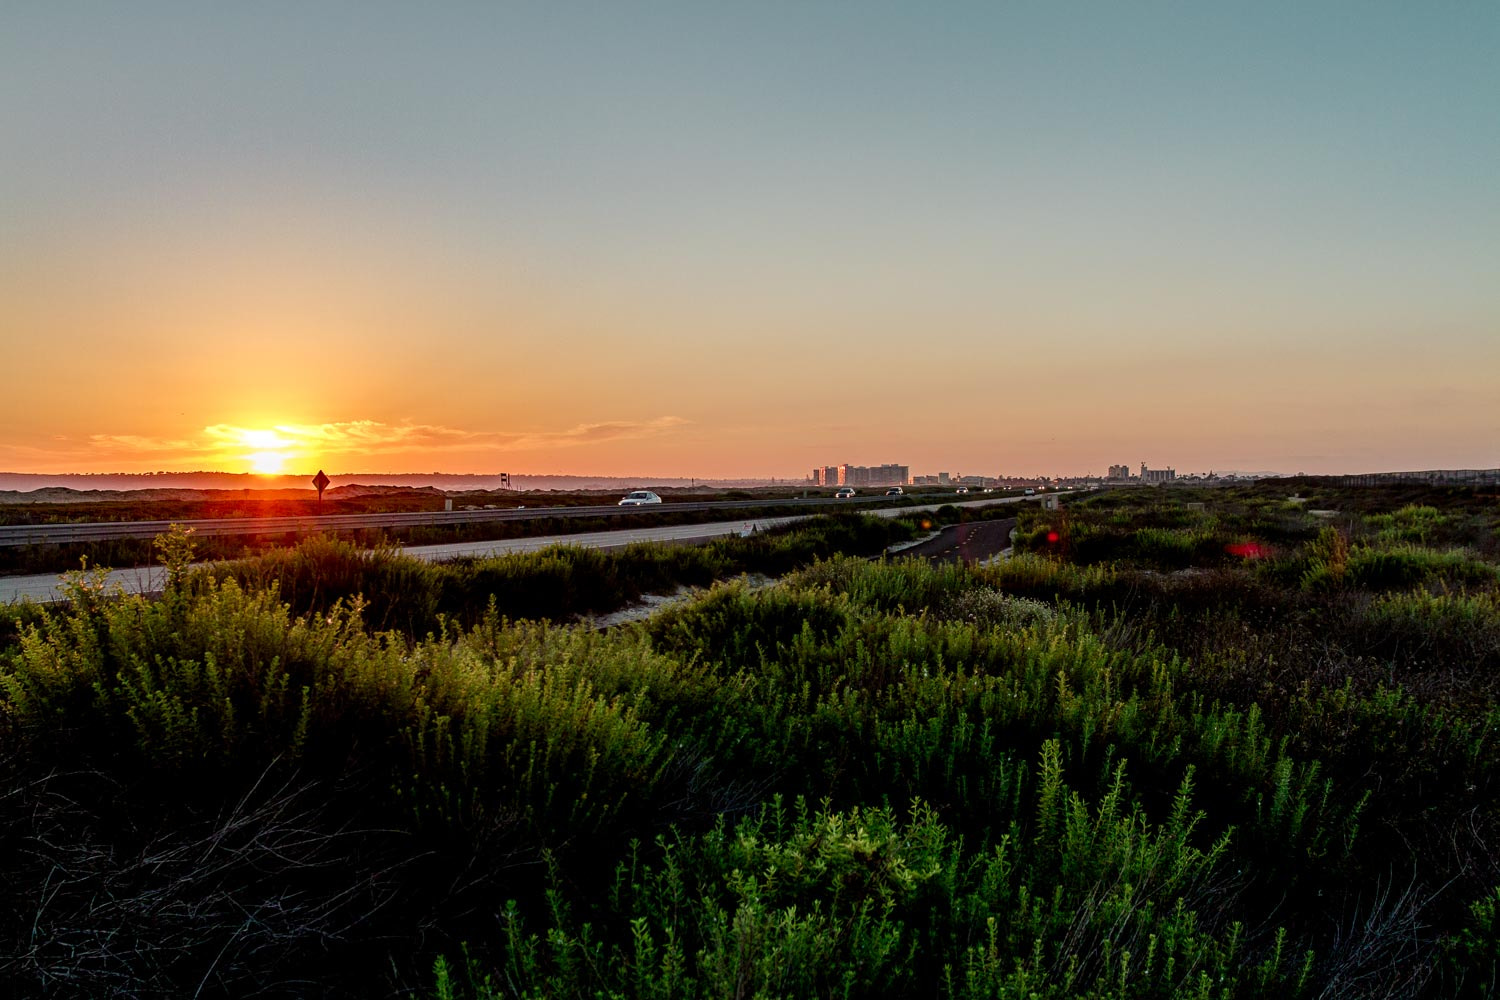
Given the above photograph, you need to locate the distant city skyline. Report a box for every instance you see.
[0,443,1480,484]
[7,458,1487,491]
[4,4,1496,477]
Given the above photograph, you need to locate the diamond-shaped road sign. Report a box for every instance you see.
[312,470,330,504]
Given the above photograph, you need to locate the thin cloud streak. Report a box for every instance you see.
[89,434,199,453]
[25,417,696,471]
[255,418,692,454]
[502,417,690,451]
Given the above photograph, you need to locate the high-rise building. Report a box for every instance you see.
[814,462,907,487]
[869,463,908,486]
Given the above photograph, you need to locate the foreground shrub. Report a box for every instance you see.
[3,489,1496,996]
[0,577,717,992]
[430,756,1312,1000]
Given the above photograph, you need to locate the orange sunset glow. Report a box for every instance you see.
[235,429,295,475]
[6,10,1500,1000]
[2,5,1495,481]
[247,451,289,475]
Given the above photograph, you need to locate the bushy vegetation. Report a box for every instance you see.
[201,512,918,632]
[0,486,1496,996]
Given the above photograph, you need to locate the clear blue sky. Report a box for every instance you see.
[3,2,1497,476]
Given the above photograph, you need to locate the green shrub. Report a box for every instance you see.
[787,554,973,615]
[1299,527,1351,590]
[1344,544,1498,591]
[1357,590,1500,674]
[428,755,1313,999]
[0,599,49,658]
[1129,526,1222,569]
[1449,885,1500,996]
[1365,504,1453,546]
[404,629,675,836]
[2,570,410,771]
[207,534,442,633]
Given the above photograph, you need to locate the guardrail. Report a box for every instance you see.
[0,494,940,548]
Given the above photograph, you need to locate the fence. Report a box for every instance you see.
[1324,469,1500,487]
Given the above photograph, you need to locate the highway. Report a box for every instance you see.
[1,496,1032,604]
[0,494,918,548]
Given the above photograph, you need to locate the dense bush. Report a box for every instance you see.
[0,486,1496,996]
[433,785,1310,1000]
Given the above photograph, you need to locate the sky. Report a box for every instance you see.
[3,2,1497,479]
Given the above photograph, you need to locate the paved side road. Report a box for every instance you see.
[898,518,1017,564]
[2,497,1030,604]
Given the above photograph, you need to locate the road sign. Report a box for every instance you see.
[313,470,330,506]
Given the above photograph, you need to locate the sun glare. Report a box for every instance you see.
[242,429,287,450]
[232,427,300,475]
[248,451,289,475]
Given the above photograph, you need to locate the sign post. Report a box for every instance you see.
[312,470,330,509]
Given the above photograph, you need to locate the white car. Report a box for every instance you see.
[617,490,662,506]
[956,486,969,494]
[885,487,904,496]
[833,487,856,499]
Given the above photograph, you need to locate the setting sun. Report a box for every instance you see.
[227,428,301,475]
[248,451,288,474]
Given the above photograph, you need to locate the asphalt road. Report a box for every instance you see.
[900,517,1017,564]
[2,497,1031,603]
